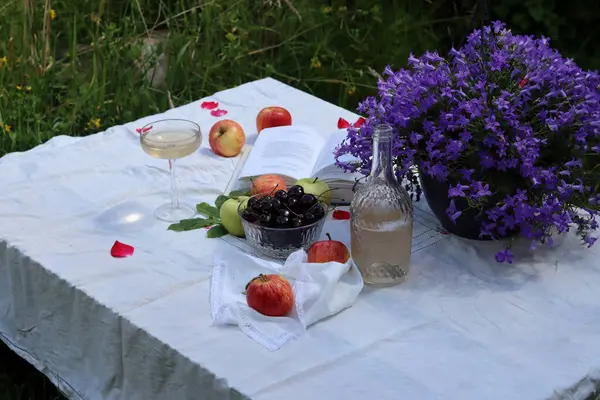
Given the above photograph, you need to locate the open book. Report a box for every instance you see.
[231,125,362,204]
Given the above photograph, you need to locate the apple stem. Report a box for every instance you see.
[313,177,319,184]
[326,233,332,241]
[259,273,268,282]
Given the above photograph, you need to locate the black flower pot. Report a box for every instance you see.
[419,171,492,240]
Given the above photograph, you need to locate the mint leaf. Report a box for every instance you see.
[215,195,229,210]
[196,202,220,218]
[168,217,218,232]
[229,189,251,198]
[207,224,228,238]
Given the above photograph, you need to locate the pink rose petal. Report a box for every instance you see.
[337,118,351,129]
[210,109,228,117]
[111,240,135,258]
[201,101,219,110]
[353,117,366,128]
[135,125,152,135]
[332,210,351,220]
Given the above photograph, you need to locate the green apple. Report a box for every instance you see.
[219,196,249,237]
[294,178,332,205]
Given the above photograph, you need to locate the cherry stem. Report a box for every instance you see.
[268,184,280,196]
[326,232,332,241]
[283,203,302,217]
[315,188,336,202]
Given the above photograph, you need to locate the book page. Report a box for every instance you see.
[311,129,360,182]
[238,125,325,181]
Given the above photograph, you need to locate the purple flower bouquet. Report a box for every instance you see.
[335,22,600,263]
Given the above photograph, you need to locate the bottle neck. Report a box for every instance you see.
[370,125,395,180]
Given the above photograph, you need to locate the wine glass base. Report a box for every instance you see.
[154,202,196,222]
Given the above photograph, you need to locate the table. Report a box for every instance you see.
[1,78,600,400]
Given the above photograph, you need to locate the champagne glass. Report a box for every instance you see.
[140,119,202,222]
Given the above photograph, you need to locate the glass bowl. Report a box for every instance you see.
[238,195,328,259]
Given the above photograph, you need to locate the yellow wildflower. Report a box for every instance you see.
[25,85,32,93]
[88,118,101,129]
[16,84,22,91]
[4,125,12,133]
[323,6,332,14]
[0,56,7,68]
[310,56,322,69]
[49,9,56,20]
[347,86,356,95]
[225,32,236,42]
[90,14,101,24]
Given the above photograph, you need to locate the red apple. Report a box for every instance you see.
[245,274,294,317]
[307,233,350,264]
[251,174,287,197]
[256,106,292,133]
[209,119,245,157]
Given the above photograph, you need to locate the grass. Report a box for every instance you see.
[0,0,599,398]
[0,0,470,157]
[0,341,64,400]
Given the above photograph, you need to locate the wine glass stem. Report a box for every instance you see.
[169,159,179,209]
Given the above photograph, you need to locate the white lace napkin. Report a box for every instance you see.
[210,243,364,351]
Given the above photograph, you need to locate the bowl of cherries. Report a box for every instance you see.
[238,185,329,259]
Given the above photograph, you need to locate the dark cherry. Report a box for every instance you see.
[287,197,299,208]
[299,193,317,207]
[274,190,288,202]
[311,203,325,220]
[288,185,304,198]
[260,197,273,210]
[270,198,282,210]
[247,196,258,208]
[242,210,257,223]
[278,209,290,218]
[303,212,316,224]
[291,218,303,227]
[259,213,272,225]
[275,216,289,226]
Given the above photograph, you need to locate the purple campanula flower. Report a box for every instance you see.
[495,248,514,264]
[583,235,597,248]
[334,21,600,263]
[448,184,470,198]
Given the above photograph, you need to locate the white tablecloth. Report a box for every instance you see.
[1,78,600,400]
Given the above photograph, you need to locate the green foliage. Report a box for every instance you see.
[0,0,598,157]
[491,0,600,69]
[0,0,467,156]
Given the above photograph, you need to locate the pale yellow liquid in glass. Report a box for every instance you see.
[141,130,201,159]
[351,210,413,286]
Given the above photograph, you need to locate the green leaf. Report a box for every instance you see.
[215,195,229,210]
[207,224,229,238]
[167,217,217,232]
[196,202,220,218]
[229,189,251,198]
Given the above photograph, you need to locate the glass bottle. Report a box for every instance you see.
[350,124,414,286]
